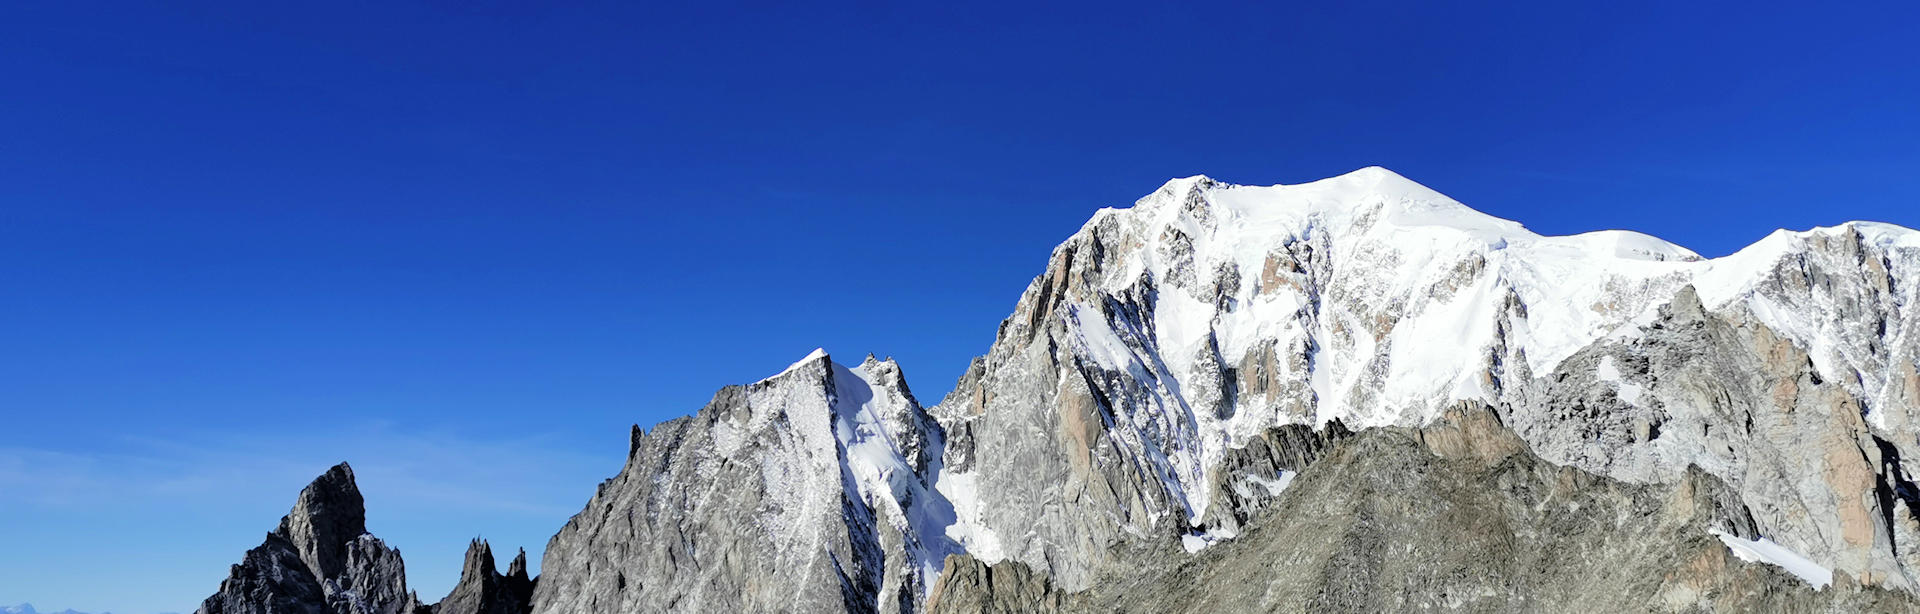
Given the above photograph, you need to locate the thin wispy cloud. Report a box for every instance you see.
[0,421,623,614]
[3,425,610,516]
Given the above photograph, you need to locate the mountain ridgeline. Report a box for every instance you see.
[200,168,1920,612]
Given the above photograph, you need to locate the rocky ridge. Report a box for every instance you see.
[194,463,532,614]
[925,405,1920,613]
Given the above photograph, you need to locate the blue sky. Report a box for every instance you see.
[2,2,1916,612]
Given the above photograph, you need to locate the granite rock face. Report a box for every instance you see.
[927,406,1920,613]
[331,534,420,614]
[432,541,534,614]
[924,554,1062,614]
[276,464,367,584]
[199,463,424,614]
[528,352,956,614]
[1510,283,1920,589]
[196,463,524,614]
[198,532,331,614]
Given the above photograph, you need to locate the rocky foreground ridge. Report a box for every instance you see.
[196,464,533,614]
[199,168,1920,612]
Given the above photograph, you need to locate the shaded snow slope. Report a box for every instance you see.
[829,357,963,595]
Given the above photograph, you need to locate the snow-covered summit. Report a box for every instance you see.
[1071,166,1915,425]
[754,347,831,384]
[1133,166,1527,242]
[930,166,1920,589]
[1063,167,1720,423]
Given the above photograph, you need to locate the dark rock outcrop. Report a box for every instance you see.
[329,535,420,614]
[1199,421,1356,534]
[198,532,330,614]
[924,555,1062,614]
[201,463,421,614]
[432,540,534,614]
[196,463,519,614]
[276,464,367,583]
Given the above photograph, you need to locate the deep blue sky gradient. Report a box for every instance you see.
[3,2,1917,612]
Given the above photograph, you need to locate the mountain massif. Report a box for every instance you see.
[197,168,1920,612]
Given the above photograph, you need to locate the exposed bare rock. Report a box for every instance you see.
[1197,421,1354,535]
[924,555,1062,614]
[432,540,533,614]
[928,407,1920,613]
[329,535,422,614]
[529,351,956,614]
[276,464,367,583]
[198,533,330,614]
[196,463,432,614]
[1512,282,1920,589]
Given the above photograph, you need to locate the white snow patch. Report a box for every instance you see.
[934,469,1006,563]
[1240,471,1295,497]
[828,360,964,597]
[1386,264,1500,411]
[1070,303,1138,372]
[1710,528,1833,589]
[1595,356,1645,406]
[1180,533,1210,553]
[1180,525,1240,553]
[1227,470,1298,504]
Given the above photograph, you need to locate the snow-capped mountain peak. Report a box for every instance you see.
[931,167,1920,592]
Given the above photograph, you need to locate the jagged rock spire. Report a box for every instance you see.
[461,538,496,584]
[275,462,368,582]
[198,462,431,614]
[333,534,421,614]
[506,548,529,582]
[434,538,535,614]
